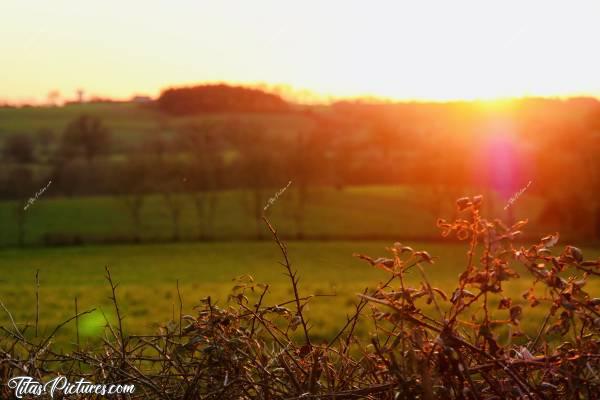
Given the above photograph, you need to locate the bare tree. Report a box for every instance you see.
[162,193,185,242]
[285,129,328,238]
[5,166,35,246]
[178,123,223,239]
[156,160,187,241]
[141,130,170,162]
[231,123,281,239]
[3,134,35,163]
[36,128,55,158]
[139,132,187,242]
[61,115,111,163]
[114,157,150,242]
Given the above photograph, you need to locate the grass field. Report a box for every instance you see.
[1,240,598,349]
[0,102,596,350]
[0,103,312,144]
[0,185,559,247]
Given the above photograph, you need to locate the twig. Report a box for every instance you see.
[35,269,40,337]
[176,280,182,336]
[39,308,96,351]
[105,266,127,363]
[250,284,269,337]
[74,297,80,351]
[0,298,24,340]
[262,215,311,346]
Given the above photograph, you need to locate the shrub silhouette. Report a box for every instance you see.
[1,196,599,399]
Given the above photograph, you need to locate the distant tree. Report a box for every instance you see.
[231,124,282,238]
[50,159,85,197]
[157,84,289,115]
[3,134,35,163]
[47,90,60,106]
[585,110,600,238]
[137,132,187,241]
[114,157,151,242]
[76,89,85,103]
[284,129,328,238]
[36,128,55,157]
[1,135,40,245]
[178,123,224,239]
[141,130,170,161]
[5,166,35,246]
[155,160,187,241]
[61,115,111,162]
[416,144,466,222]
[371,118,399,160]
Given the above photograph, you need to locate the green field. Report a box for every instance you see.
[1,102,598,350]
[0,103,312,145]
[1,240,599,348]
[1,185,559,247]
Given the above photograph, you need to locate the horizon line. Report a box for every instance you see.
[2,80,600,107]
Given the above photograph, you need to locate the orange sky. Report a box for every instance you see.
[2,0,600,103]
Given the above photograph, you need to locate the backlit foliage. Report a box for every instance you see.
[1,196,599,399]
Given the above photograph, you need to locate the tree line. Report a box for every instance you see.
[157,84,290,115]
[1,95,600,245]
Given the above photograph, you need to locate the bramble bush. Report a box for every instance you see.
[1,196,599,399]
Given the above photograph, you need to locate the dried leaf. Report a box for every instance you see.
[588,298,600,306]
[401,246,414,254]
[566,246,583,263]
[509,305,522,325]
[450,289,475,303]
[498,297,512,309]
[432,287,448,301]
[511,219,529,231]
[456,197,472,211]
[541,232,559,248]
[289,315,302,331]
[414,251,434,264]
[582,260,600,267]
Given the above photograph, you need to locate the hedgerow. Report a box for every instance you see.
[1,196,599,399]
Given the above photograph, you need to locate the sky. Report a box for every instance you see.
[2,0,600,103]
